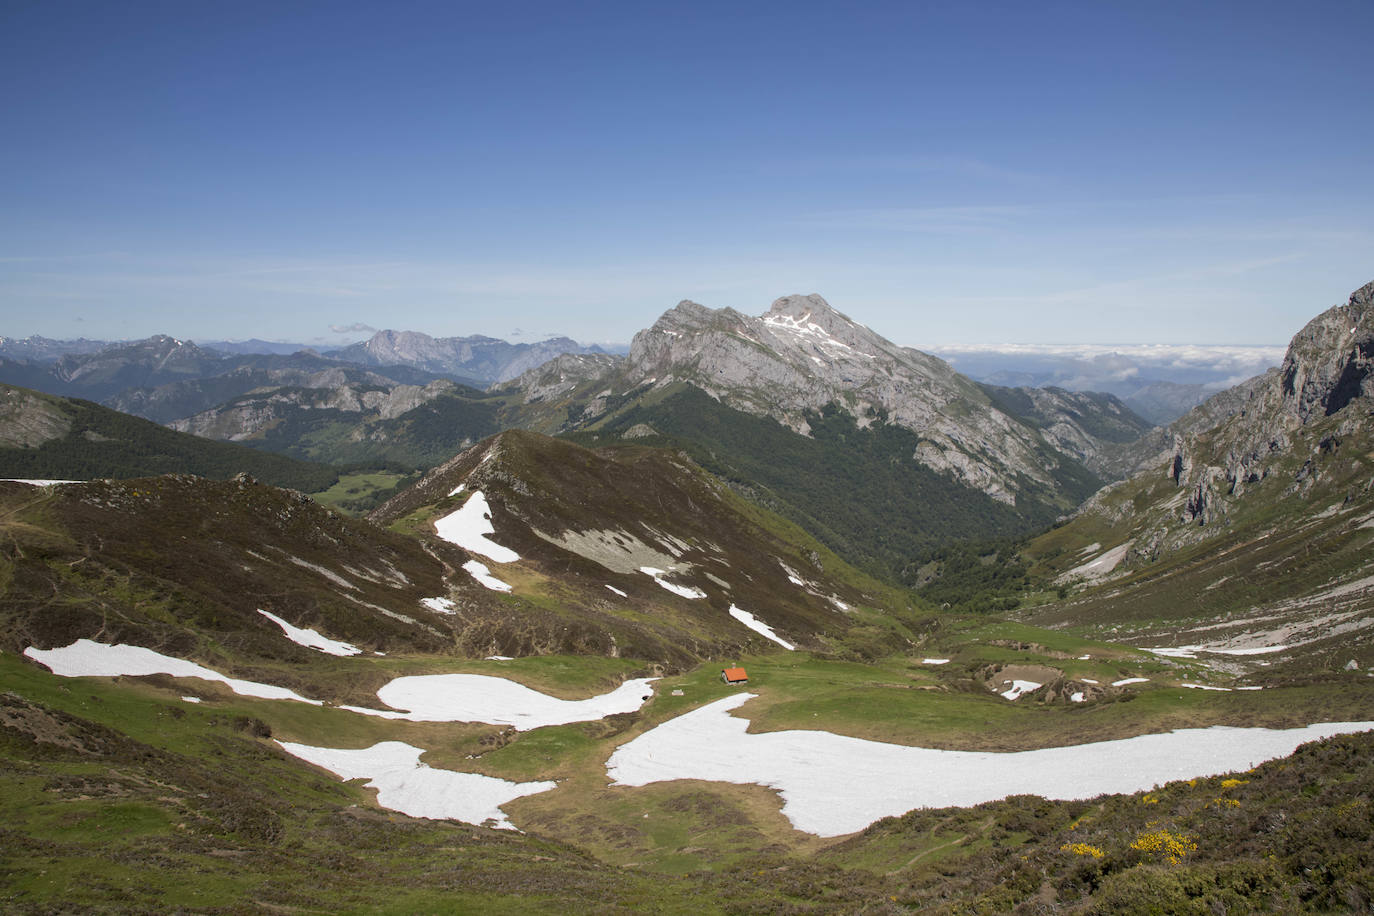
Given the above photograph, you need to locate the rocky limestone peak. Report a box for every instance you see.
[1278,280,1374,422]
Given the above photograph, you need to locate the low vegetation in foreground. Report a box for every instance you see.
[4,618,1373,914]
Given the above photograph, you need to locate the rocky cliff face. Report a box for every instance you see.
[0,385,71,448]
[1072,281,1374,559]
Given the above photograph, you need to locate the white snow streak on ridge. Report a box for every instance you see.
[434,491,520,564]
[463,560,512,592]
[421,597,457,615]
[342,674,658,729]
[639,566,707,599]
[23,639,323,706]
[605,585,628,598]
[2,479,79,486]
[607,693,1374,838]
[276,740,554,830]
[728,605,795,650]
[257,610,361,657]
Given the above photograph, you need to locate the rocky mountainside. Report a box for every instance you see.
[106,354,458,424]
[329,330,601,385]
[1020,281,1374,671]
[502,294,1153,510]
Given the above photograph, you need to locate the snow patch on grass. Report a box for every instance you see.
[1113,677,1150,687]
[999,680,1041,701]
[342,674,658,729]
[434,491,520,564]
[728,605,795,650]
[605,585,627,597]
[24,639,324,705]
[463,560,512,592]
[276,740,554,830]
[258,610,361,657]
[606,693,1374,837]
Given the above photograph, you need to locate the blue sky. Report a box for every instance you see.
[1,0,1370,348]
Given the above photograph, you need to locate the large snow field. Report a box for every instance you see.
[24,639,324,705]
[258,609,361,657]
[433,490,520,564]
[606,693,1374,837]
[343,673,658,729]
[276,740,555,830]
[728,605,795,650]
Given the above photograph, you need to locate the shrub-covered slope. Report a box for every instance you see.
[371,428,917,662]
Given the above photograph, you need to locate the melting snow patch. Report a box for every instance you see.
[922,658,950,665]
[1070,692,1085,703]
[463,560,512,592]
[434,491,521,564]
[1113,678,1149,687]
[421,597,457,615]
[605,585,627,597]
[485,656,514,661]
[1183,683,1232,691]
[999,680,1042,701]
[24,639,323,706]
[276,740,554,830]
[181,696,201,704]
[447,483,466,497]
[1077,655,1091,660]
[342,673,656,728]
[728,606,795,650]
[1147,647,1199,659]
[258,610,361,657]
[639,566,707,599]
[1082,679,1099,685]
[2,479,79,486]
[606,693,1374,837]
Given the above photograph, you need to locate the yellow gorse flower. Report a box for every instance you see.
[1130,829,1197,865]
[1060,842,1104,859]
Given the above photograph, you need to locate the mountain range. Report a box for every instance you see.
[3,282,1373,912]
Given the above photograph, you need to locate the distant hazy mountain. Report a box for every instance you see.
[194,338,319,355]
[328,330,601,385]
[0,335,110,363]
[927,342,1285,423]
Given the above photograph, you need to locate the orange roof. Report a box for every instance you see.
[722,667,748,682]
